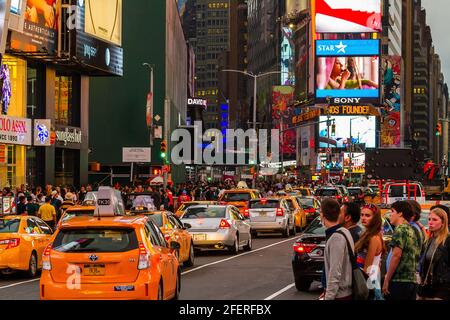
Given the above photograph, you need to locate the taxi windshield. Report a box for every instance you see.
[53,228,138,253]
[183,207,226,219]
[62,210,95,222]
[147,214,163,227]
[221,193,251,202]
[0,219,20,233]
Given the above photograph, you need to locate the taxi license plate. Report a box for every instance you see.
[83,264,106,276]
[193,234,207,241]
[259,211,267,217]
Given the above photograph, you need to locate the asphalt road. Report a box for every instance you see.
[0,233,321,300]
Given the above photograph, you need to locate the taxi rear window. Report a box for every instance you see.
[0,219,20,233]
[148,214,163,227]
[249,200,280,209]
[53,228,138,253]
[221,193,251,202]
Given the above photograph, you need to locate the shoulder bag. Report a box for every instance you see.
[337,230,370,300]
[417,240,438,298]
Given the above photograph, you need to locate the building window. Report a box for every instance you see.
[54,72,81,127]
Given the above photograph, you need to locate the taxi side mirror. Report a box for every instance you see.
[183,223,192,230]
[170,241,181,251]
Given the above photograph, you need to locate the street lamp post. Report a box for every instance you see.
[221,69,283,189]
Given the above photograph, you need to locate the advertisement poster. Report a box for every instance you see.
[381,56,401,148]
[316,56,380,99]
[272,86,296,159]
[281,27,295,86]
[343,152,365,173]
[85,0,122,46]
[10,0,59,53]
[319,115,376,148]
[315,0,382,33]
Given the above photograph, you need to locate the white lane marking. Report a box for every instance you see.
[264,283,296,300]
[181,236,300,276]
[0,278,39,290]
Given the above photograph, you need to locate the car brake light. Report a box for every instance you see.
[164,234,171,242]
[42,243,53,271]
[138,243,150,270]
[276,208,284,217]
[219,201,226,205]
[304,208,315,214]
[219,219,231,229]
[244,208,249,218]
[261,198,267,204]
[0,238,20,249]
[293,243,317,254]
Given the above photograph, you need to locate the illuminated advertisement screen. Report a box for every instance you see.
[319,116,376,148]
[316,56,379,100]
[315,0,382,33]
[343,153,366,173]
[317,153,343,172]
[85,0,122,46]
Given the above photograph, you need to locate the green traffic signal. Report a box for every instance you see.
[161,152,167,159]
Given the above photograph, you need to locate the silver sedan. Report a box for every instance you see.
[180,205,252,254]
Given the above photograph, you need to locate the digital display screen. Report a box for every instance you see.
[316,56,379,100]
[319,116,376,148]
[10,0,21,14]
[343,153,366,173]
[315,0,382,33]
[317,153,343,172]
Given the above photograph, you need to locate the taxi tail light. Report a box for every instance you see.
[0,238,20,249]
[276,208,284,217]
[138,243,150,270]
[164,234,171,242]
[243,208,249,218]
[219,219,231,229]
[42,243,53,271]
[293,243,317,254]
[304,208,315,214]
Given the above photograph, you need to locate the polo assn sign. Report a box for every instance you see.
[0,115,32,146]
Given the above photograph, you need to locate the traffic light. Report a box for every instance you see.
[436,123,442,136]
[160,140,167,159]
[152,167,162,176]
[331,123,336,136]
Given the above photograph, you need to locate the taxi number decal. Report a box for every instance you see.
[98,199,111,206]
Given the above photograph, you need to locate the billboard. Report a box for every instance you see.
[272,86,296,159]
[85,0,122,46]
[10,0,59,53]
[317,153,343,172]
[319,115,376,148]
[316,39,380,57]
[316,56,379,100]
[343,153,365,173]
[281,27,295,86]
[380,56,401,148]
[315,0,382,33]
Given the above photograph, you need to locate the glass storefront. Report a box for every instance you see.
[54,72,80,127]
[0,55,26,188]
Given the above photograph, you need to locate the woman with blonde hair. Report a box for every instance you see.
[355,203,386,300]
[418,208,450,300]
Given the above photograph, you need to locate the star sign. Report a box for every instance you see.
[335,41,347,54]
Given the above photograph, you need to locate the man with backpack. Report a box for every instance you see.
[321,198,355,300]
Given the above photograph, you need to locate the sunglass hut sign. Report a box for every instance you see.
[0,116,32,146]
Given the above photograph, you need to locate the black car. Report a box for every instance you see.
[314,187,344,204]
[292,216,394,292]
[347,187,365,204]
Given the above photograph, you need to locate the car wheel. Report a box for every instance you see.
[184,242,195,267]
[295,278,312,292]
[243,233,252,251]
[251,230,258,238]
[157,281,164,300]
[229,235,239,254]
[25,252,38,278]
[171,271,181,300]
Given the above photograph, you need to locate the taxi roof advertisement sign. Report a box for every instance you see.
[315,0,382,33]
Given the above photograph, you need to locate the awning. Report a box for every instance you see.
[149,176,164,185]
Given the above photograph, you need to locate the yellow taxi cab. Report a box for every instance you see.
[40,187,181,300]
[175,201,217,217]
[293,187,314,197]
[282,196,307,232]
[130,208,194,267]
[218,189,261,217]
[0,215,53,277]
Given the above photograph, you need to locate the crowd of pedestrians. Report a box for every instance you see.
[320,198,450,300]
